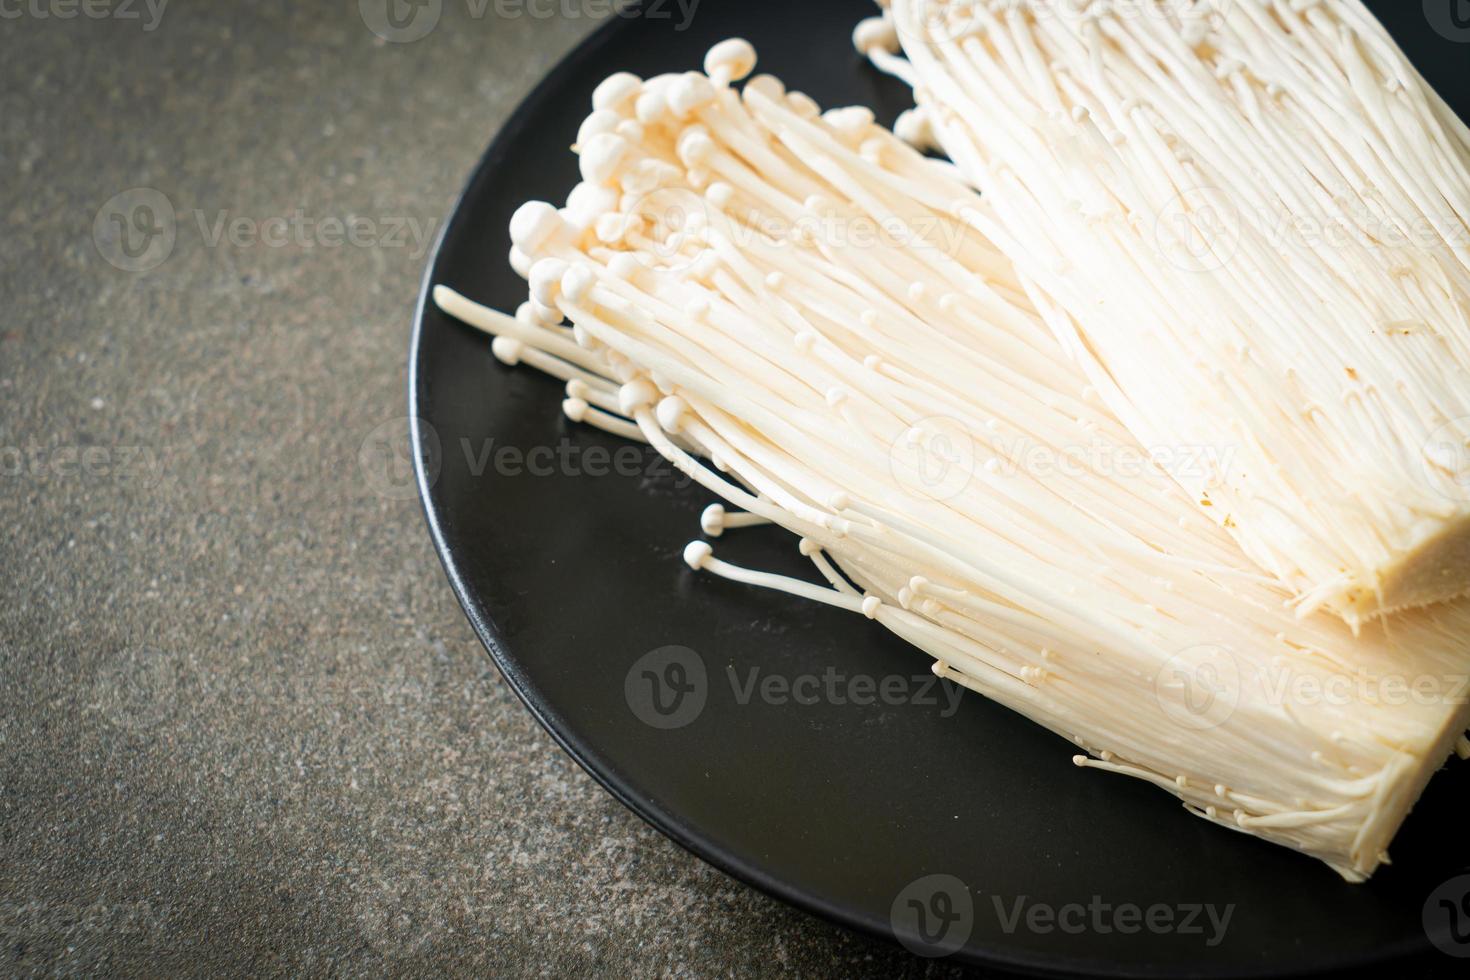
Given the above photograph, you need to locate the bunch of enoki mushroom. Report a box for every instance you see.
[435,38,1470,881]
[861,0,1470,629]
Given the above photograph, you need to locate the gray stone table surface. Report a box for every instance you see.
[0,2,985,976]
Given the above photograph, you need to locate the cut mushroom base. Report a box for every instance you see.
[865,0,1470,630]
[437,42,1470,881]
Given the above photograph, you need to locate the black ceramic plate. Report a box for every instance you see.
[411,2,1470,975]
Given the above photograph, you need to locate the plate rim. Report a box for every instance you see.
[406,5,1440,975]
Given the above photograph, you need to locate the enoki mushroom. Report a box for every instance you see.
[864,0,1470,629]
[435,41,1470,881]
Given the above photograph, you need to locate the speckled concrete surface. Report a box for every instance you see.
[0,3,986,977]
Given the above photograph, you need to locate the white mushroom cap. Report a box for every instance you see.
[508,245,533,280]
[578,132,631,186]
[852,16,899,56]
[667,72,717,118]
[591,71,642,113]
[575,109,621,149]
[703,39,756,86]
[528,257,568,307]
[508,201,566,256]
